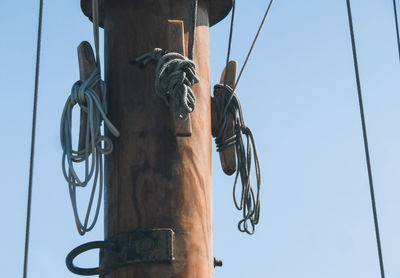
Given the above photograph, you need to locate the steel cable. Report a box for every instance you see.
[346,1,386,277]
[393,0,400,62]
[23,1,43,277]
[234,0,274,92]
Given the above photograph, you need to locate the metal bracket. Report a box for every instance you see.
[100,228,174,275]
[66,228,174,276]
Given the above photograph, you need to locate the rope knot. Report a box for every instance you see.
[70,81,87,106]
[70,68,102,107]
[135,49,199,120]
[156,53,199,120]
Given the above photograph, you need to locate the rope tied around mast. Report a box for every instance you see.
[61,66,119,235]
[135,48,199,120]
[213,84,261,235]
[212,0,275,235]
[133,0,199,120]
[60,0,119,235]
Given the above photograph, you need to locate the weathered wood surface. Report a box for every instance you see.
[77,41,100,151]
[102,0,213,277]
[167,20,192,137]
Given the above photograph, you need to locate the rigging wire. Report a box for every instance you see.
[234,0,274,91]
[225,0,275,110]
[23,0,43,277]
[393,0,400,62]
[345,1,386,277]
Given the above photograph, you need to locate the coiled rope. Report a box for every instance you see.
[133,0,199,119]
[60,0,119,235]
[213,84,261,235]
[213,0,275,234]
[135,49,199,120]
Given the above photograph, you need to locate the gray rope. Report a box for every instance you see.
[188,0,198,60]
[23,0,43,277]
[133,0,199,118]
[60,68,119,235]
[213,0,275,235]
[213,84,261,235]
[135,49,199,120]
[223,0,236,86]
[60,0,119,235]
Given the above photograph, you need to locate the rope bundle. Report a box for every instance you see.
[135,48,199,120]
[60,67,119,235]
[213,84,261,235]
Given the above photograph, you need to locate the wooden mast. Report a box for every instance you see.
[80,0,232,277]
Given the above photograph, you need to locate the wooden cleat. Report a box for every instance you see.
[213,60,237,175]
[167,20,192,137]
[77,41,102,151]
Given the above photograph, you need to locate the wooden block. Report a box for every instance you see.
[215,60,237,175]
[167,20,192,137]
[77,41,101,150]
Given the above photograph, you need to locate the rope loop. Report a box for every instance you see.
[213,84,261,235]
[135,49,199,120]
[60,65,119,235]
[96,136,114,155]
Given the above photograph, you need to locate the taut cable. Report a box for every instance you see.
[346,1,386,277]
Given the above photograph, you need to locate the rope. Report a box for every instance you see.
[213,84,261,235]
[393,0,400,62]
[188,0,198,60]
[23,0,43,277]
[345,1,386,277]
[133,0,199,119]
[213,0,275,234]
[60,0,119,235]
[223,0,236,86]
[135,49,199,120]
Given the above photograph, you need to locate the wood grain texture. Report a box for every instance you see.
[167,20,192,137]
[102,0,213,277]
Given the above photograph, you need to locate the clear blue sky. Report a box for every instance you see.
[1,0,400,277]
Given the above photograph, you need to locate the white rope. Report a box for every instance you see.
[60,0,119,235]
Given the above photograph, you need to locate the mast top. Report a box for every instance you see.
[80,0,233,27]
